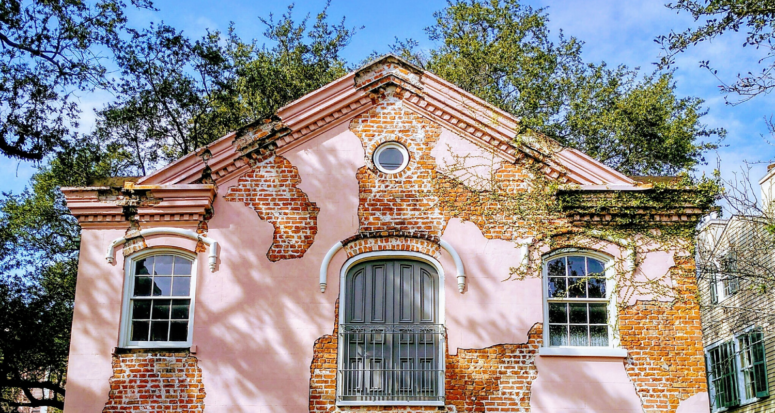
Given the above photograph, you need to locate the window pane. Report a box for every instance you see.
[548,303,567,323]
[547,258,566,277]
[154,255,173,275]
[568,256,586,277]
[569,303,587,324]
[152,277,172,296]
[590,326,608,347]
[131,321,150,341]
[171,299,190,319]
[171,277,191,296]
[588,258,605,276]
[588,277,606,298]
[150,321,169,341]
[548,277,566,297]
[135,257,153,275]
[569,325,588,346]
[169,321,188,341]
[378,147,404,170]
[151,300,171,319]
[132,300,151,319]
[568,277,586,298]
[589,303,608,324]
[173,256,192,275]
[549,325,568,346]
[133,276,153,296]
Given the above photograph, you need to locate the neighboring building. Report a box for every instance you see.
[61,55,711,412]
[697,169,775,413]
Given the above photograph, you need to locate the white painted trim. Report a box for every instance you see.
[336,251,446,406]
[106,227,219,272]
[439,239,465,293]
[118,248,198,349]
[538,347,628,358]
[319,241,343,293]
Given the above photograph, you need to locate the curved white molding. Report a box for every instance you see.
[319,241,343,293]
[106,227,219,272]
[439,239,466,293]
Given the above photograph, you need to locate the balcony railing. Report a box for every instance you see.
[337,323,445,405]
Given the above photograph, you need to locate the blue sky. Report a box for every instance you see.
[5,0,774,198]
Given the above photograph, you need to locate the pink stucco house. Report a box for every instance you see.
[62,55,711,412]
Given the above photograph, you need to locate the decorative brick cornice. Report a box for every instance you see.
[62,183,216,229]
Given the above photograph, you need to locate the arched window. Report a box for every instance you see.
[337,258,444,406]
[543,252,615,349]
[119,250,197,348]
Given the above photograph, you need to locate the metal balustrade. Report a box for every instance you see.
[337,323,445,405]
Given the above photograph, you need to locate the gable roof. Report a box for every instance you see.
[138,55,639,189]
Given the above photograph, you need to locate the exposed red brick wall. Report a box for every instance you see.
[309,300,542,412]
[224,154,320,261]
[342,236,440,258]
[619,256,707,413]
[102,352,205,413]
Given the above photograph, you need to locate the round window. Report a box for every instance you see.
[373,142,409,174]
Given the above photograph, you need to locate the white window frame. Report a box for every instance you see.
[119,248,198,348]
[539,249,627,358]
[707,327,769,412]
[373,141,410,174]
[336,251,446,406]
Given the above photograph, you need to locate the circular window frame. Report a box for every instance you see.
[373,142,410,174]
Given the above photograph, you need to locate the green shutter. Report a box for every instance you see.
[709,273,718,304]
[750,330,769,398]
[709,341,740,409]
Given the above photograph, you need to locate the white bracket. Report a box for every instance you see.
[439,239,466,293]
[106,227,219,272]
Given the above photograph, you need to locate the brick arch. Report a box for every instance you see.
[341,234,441,259]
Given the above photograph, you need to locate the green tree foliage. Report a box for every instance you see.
[658,0,775,103]
[389,0,724,176]
[0,141,133,411]
[0,0,153,161]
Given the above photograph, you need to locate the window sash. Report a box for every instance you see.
[707,331,769,412]
[708,341,740,409]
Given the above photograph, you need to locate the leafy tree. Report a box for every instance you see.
[0,141,133,411]
[0,0,153,161]
[389,0,723,176]
[658,0,775,104]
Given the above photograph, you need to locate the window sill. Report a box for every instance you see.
[539,347,628,358]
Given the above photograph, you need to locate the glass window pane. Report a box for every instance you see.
[589,303,608,324]
[549,325,568,346]
[173,256,192,275]
[378,147,404,170]
[171,299,190,319]
[152,277,172,296]
[548,277,567,297]
[169,321,188,341]
[588,277,606,298]
[588,258,605,276]
[548,303,567,323]
[133,277,153,296]
[590,326,609,347]
[150,321,169,341]
[569,303,588,323]
[568,256,586,277]
[568,277,586,298]
[570,325,588,346]
[131,320,149,341]
[547,258,566,277]
[151,300,171,320]
[132,300,151,319]
[154,255,173,275]
[171,277,191,296]
[135,257,153,275]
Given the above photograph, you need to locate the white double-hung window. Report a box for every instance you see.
[120,251,197,348]
[706,329,769,411]
[540,252,625,357]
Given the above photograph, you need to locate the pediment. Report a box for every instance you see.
[137,54,638,189]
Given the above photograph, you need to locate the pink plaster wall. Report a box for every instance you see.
[63,121,707,412]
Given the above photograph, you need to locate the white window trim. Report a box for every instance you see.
[540,249,626,358]
[336,251,446,406]
[119,248,198,349]
[373,141,410,174]
[707,327,767,412]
